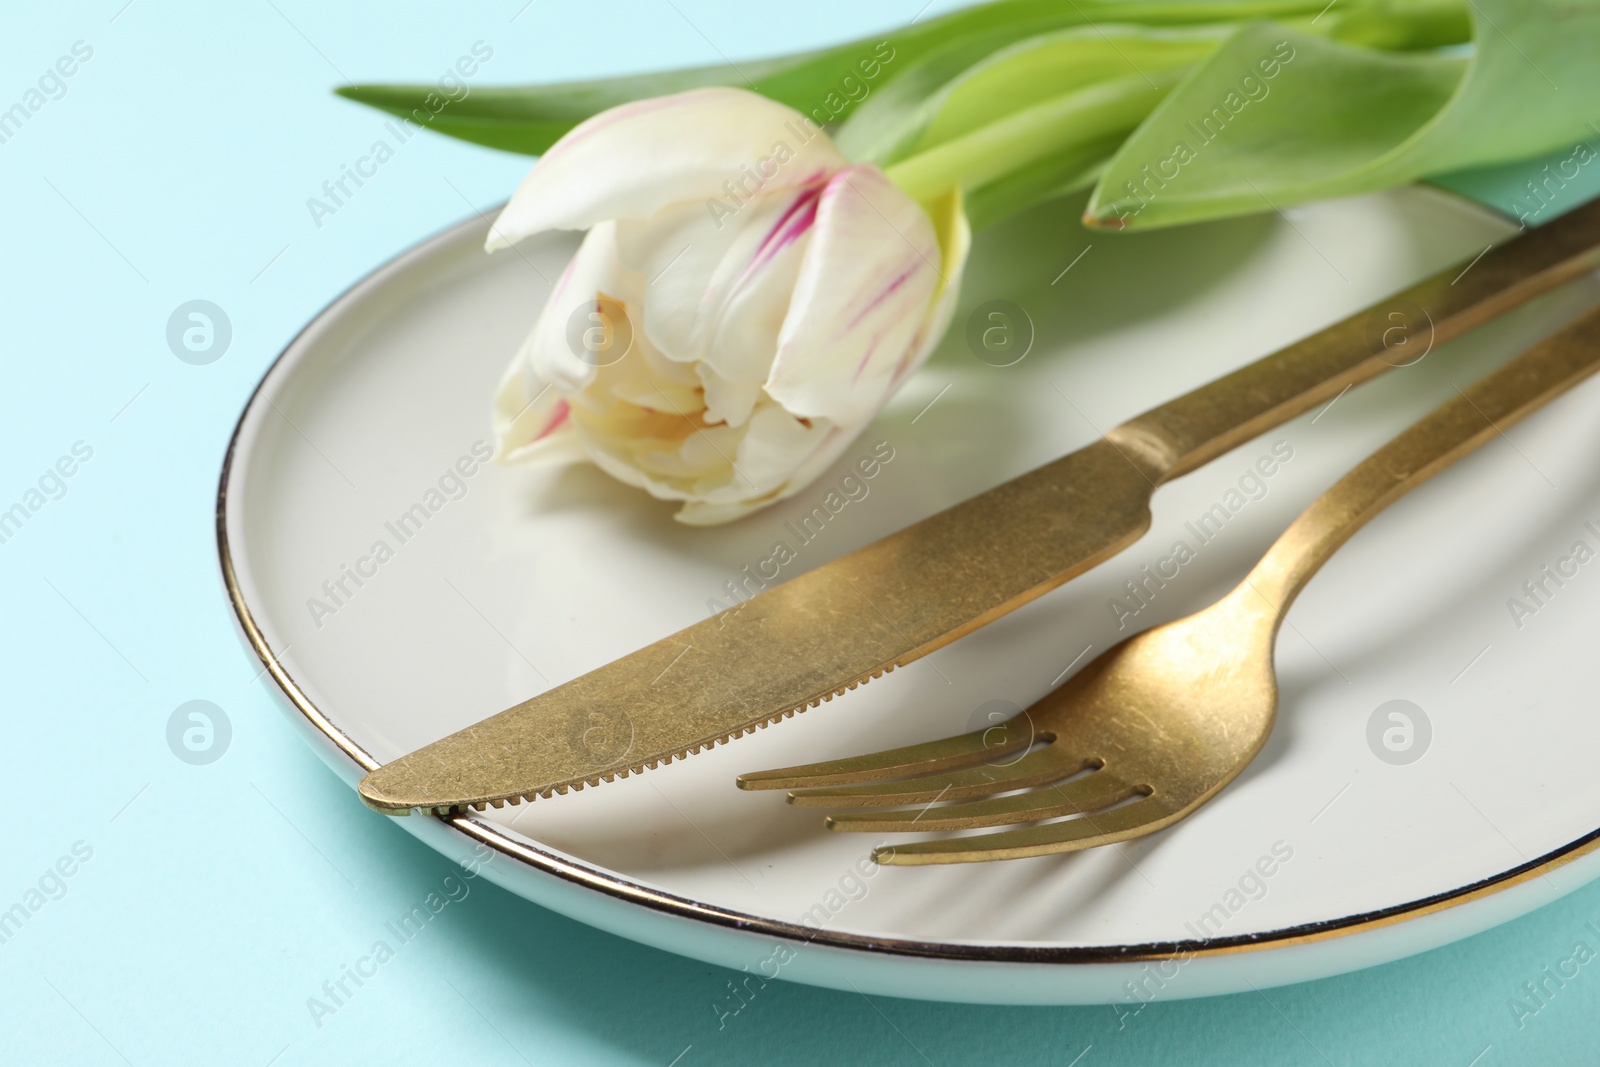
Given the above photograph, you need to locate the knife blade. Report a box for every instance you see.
[360,196,1600,815]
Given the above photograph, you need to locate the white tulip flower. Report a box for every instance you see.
[487,86,969,524]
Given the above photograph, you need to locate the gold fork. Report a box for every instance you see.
[739,302,1600,865]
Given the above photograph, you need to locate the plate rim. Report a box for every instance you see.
[215,201,1600,971]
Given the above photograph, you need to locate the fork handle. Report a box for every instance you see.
[1241,302,1600,617]
[1112,198,1600,482]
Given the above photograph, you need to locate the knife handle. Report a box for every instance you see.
[1111,197,1600,483]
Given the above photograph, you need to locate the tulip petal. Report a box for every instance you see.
[487,87,847,250]
[675,405,830,523]
[896,188,972,386]
[602,336,704,414]
[615,181,822,427]
[699,188,823,423]
[765,165,942,426]
[494,222,639,462]
[515,222,643,396]
[675,418,874,526]
[492,359,585,464]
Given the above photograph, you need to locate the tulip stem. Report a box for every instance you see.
[883,69,1186,207]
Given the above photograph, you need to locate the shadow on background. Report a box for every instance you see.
[930,189,1280,367]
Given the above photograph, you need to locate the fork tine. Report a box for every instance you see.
[824,769,1134,832]
[736,717,1036,791]
[871,794,1174,866]
[786,747,1087,808]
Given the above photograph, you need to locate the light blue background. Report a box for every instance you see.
[4,2,1600,1064]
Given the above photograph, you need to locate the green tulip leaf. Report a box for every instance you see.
[1086,0,1600,229]
[963,132,1125,229]
[839,24,1231,166]
[335,59,807,157]
[832,25,1060,164]
[844,0,1470,223]
[336,0,1329,156]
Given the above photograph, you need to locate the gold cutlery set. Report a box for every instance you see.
[360,200,1600,866]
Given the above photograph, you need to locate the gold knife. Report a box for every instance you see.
[361,199,1600,815]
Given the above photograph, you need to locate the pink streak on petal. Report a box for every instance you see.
[844,263,918,332]
[536,399,571,440]
[811,169,931,342]
[852,330,886,382]
[738,180,826,284]
[551,254,579,301]
[716,178,830,309]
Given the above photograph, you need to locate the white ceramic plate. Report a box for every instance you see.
[220,186,1600,1005]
